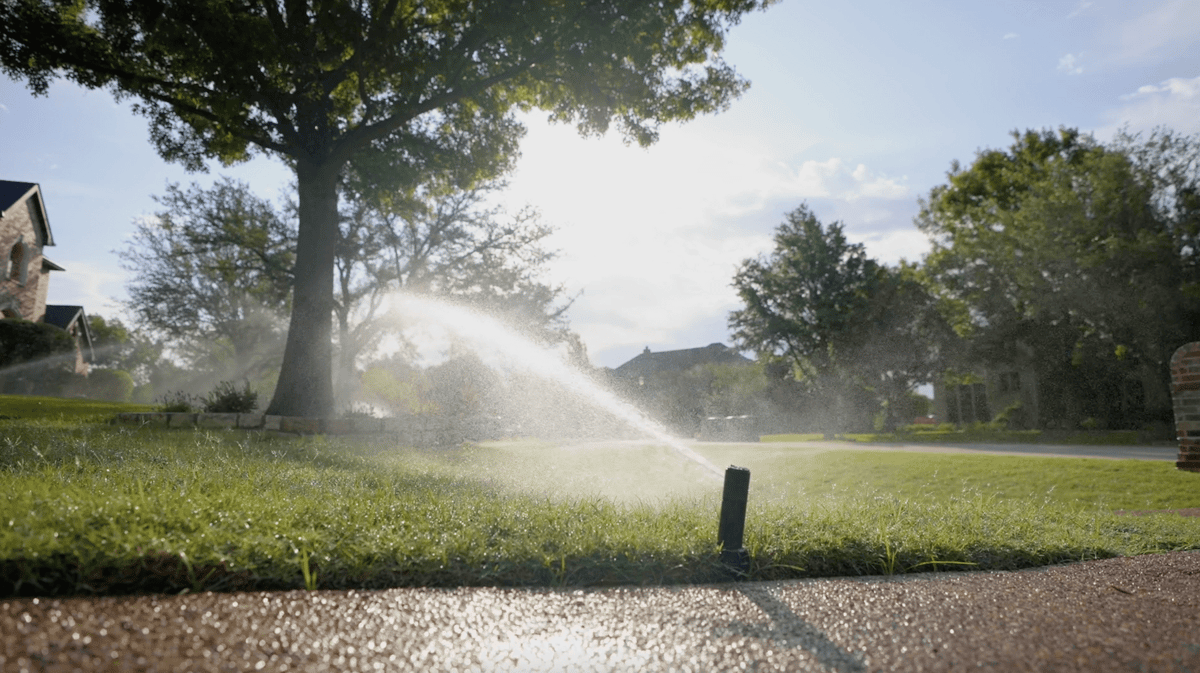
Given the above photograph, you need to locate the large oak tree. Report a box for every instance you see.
[2,0,771,416]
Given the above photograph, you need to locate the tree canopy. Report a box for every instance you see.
[123,177,571,403]
[729,204,956,433]
[121,178,294,383]
[2,0,772,416]
[916,127,1200,426]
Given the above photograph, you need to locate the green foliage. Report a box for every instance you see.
[202,380,259,414]
[0,0,773,417]
[0,318,74,367]
[729,205,956,434]
[992,400,1030,430]
[0,319,77,396]
[156,391,199,413]
[86,314,169,387]
[729,205,882,434]
[918,127,1200,428]
[121,179,292,382]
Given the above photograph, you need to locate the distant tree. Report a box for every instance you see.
[121,179,294,384]
[2,0,771,417]
[87,314,171,387]
[124,178,571,404]
[916,127,1200,427]
[849,264,960,431]
[330,176,571,401]
[729,204,883,435]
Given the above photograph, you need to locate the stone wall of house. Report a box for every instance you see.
[0,194,50,321]
[1170,342,1200,472]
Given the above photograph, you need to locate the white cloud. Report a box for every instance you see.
[0,103,8,113]
[1003,32,1019,40]
[499,119,916,364]
[1057,53,1084,75]
[1110,0,1200,64]
[1101,75,1200,135]
[44,259,127,318]
[1067,0,1093,19]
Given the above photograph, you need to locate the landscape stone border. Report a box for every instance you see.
[112,412,478,447]
[1170,342,1200,472]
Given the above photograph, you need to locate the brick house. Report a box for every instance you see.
[613,343,754,434]
[1,180,93,374]
[934,338,1172,431]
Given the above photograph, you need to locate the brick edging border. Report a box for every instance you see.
[1170,342,1200,472]
[111,412,470,446]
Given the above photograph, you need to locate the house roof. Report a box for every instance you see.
[0,180,54,247]
[613,343,752,378]
[42,304,94,362]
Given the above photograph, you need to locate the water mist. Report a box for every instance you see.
[388,293,724,481]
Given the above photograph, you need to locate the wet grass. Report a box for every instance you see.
[785,428,1149,445]
[0,415,1197,597]
[0,394,152,423]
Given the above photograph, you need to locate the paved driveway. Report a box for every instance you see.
[4,551,1199,672]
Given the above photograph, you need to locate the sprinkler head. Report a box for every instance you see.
[718,465,750,577]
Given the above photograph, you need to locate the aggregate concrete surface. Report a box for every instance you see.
[4,550,1199,672]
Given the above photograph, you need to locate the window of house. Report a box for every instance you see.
[999,371,1020,393]
[7,241,24,284]
[947,382,990,425]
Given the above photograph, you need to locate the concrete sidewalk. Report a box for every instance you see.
[809,440,1179,462]
[4,551,1199,672]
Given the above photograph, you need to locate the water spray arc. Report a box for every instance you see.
[388,293,724,480]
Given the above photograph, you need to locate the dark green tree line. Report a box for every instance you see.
[917,127,1199,427]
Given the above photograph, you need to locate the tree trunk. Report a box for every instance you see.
[266,160,339,417]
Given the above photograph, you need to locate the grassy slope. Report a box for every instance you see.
[0,397,1196,596]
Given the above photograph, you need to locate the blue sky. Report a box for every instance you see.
[2,0,1199,369]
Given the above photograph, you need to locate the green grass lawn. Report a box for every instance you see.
[0,394,152,422]
[1,397,1197,597]
[763,428,1149,445]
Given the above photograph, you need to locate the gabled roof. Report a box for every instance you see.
[0,180,54,247]
[614,343,751,378]
[42,304,94,362]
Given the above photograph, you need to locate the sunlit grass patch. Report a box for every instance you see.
[828,428,1144,445]
[1,420,1197,597]
[0,394,152,423]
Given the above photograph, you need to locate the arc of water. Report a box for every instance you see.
[390,293,724,481]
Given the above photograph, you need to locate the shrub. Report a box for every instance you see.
[203,380,258,413]
[992,401,1031,431]
[156,391,199,413]
[84,369,135,402]
[132,384,155,404]
[0,319,77,395]
[0,318,75,366]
